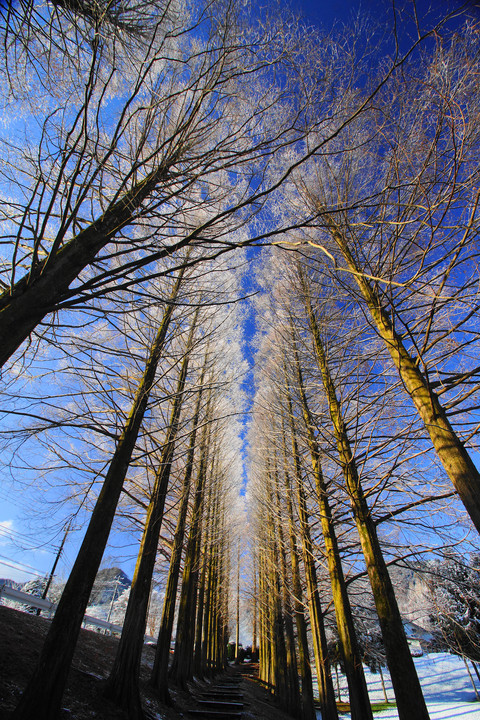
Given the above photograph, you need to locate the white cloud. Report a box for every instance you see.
[0,520,14,546]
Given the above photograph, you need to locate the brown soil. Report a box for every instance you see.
[0,604,295,720]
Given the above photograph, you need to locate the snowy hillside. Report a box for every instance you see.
[330,653,480,720]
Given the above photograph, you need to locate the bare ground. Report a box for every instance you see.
[0,604,295,720]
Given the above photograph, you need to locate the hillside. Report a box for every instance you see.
[0,604,291,720]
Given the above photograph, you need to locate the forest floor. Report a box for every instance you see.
[0,604,294,720]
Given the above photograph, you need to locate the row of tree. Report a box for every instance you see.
[1,1,480,719]
[0,0,271,714]
[4,250,245,718]
[246,20,480,713]
[247,233,479,719]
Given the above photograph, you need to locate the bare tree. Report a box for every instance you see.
[11,266,187,719]
[287,20,480,532]
[0,0,327,369]
[103,308,200,719]
[150,352,208,702]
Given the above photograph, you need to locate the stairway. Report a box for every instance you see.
[186,674,244,720]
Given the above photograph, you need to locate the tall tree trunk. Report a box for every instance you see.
[103,311,198,719]
[264,467,289,705]
[328,220,480,534]
[235,546,241,664]
[292,336,373,720]
[194,477,215,678]
[272,465,302,718]
[0,162,189,367]
[149,357,207,701]
[258,544,272,690]
[205,487,225,675]
[252,555,258,659]
[201,524,216,676]
[219,518,230,670]
[169,395,211,688]
[12,269,185,720]
[302,289,429,720]
[193,541,208,677]
[284,379,338,720]
[282,428,316,720]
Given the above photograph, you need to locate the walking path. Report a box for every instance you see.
[182,664,295,720]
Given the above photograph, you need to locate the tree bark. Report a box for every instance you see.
[252,554,258,658]
[303,289,429,720]
[292,325,373,720]
[284,378,338,720]
[149,360,207,700]
[264,467,289,705]
[169,394,211,687]
[11,269,185,720]
[282,446,316,720]
[272,465,302,718]
[194,479,215,678]
[258,543,273,690]
[103,311,198,718]
[205,458,225,675]
[201,514,217,676]
[329,221,480,535]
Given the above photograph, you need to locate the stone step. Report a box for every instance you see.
[197,699,244,711]
[186,710,242,720]
[216,676,242,683]
[199,692,243,701]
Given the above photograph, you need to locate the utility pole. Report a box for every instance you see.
[235,546,240,663]
[106,577,120,631]
[37,522,71,616]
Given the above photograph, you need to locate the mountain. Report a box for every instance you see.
[0,578,22,590]
[88,567,131,606]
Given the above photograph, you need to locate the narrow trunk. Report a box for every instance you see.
[379,666,389,702]
[330,222,480,534]
[235,547,241,663]
[201,478,221,677]
[0,162,188,367]
[195,476,216,678]
[210,518,225,674]
[285,382,338,720]
[258,545,272,689]
[283,448,316,720]
[150,361,207,700]
[258,550,267,683]
[201,535,216,675]
[219,527,229,671]
[103,312,198,718]
[304,292,429,720]
[252,555,258,658]
[193,543,207,677]
[12,271,184,720]
[292,331,373,720]
[272,465,302,718]
[169,398,211,687]
[265,469,289,704]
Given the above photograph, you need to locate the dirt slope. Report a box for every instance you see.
[0,605,293,720]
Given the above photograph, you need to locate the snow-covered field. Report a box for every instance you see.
[321,653,480,720]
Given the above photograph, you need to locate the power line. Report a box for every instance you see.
[0,556,44,578]
[0,552,44,574]
[0,524,58,553]
[0,490,30,511]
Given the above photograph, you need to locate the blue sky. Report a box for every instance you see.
[0,0,478,586]
[291,0,479,34]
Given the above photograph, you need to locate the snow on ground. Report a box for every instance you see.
[317,653,480,720]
